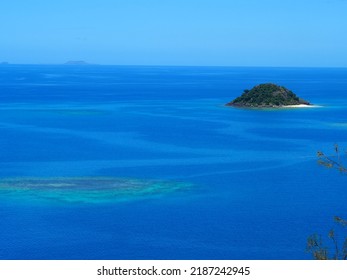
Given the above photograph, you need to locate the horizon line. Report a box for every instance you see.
[1,62,347,69]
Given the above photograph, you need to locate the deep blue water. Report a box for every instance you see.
[0,65,347,259]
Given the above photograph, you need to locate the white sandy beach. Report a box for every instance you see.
[282,104,321,108]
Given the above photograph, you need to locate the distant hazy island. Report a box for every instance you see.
[226,83,311,108]
[64,60,90,65]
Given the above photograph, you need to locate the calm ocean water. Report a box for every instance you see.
[0,65,346,259]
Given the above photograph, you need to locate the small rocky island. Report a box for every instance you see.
[226,83,311,108]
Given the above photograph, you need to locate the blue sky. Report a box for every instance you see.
[1,0,347,66]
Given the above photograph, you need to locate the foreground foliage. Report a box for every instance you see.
[307,145,347,260]
[317,144,347,174]
[307,216,347,260]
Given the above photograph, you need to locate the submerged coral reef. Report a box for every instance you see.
[0,177,192,204]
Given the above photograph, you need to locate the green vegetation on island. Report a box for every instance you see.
[226,83,310,108]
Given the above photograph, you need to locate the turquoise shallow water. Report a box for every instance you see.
[0,177,192,204]
[0,65,346,259]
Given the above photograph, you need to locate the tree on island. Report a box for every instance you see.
[226,83,310,108]
[307,144,347,260]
